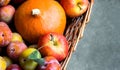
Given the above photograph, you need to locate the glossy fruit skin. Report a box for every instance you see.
[60,0,89,17]
[19,48,40,70]
[11,32,23,42]
[0,5,15,23]
[7,41,27,60]
[0,0,10,6]
[0,56,7,70]
[37,56,61,70]
[0,22,12,47]
[14,0,66,43]
[6,64,22,70]
[38,33,69,61]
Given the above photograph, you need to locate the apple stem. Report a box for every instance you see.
[32,9,41,16]
[50,34,58,46]
[77,3,82,10]
[50,34,54,41]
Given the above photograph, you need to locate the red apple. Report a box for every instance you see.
[6,64,22,70]
[38,32,69,61]
[0,0,10,6]
[0,22,12,47]
[0,5,15,23]
[60,0,89,17]
[7,41,27,60]
[37,56,61,70]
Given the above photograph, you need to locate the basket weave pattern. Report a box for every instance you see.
[61,0,94,69]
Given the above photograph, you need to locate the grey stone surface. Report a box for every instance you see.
[67,0,120,70]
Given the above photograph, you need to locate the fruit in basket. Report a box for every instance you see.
[37,56,61,70]
[6,64,22,70]
[0,5,15,23]
[3,56,12,67]
[0,0,10,6]
[0,56,7,70]
[19,48,41,70]
[11,32,23,42]
[0,22,12,47]
[38,33,69,61]
[60,0,89,17]
[7,41,27,60]
[14,0,66,43]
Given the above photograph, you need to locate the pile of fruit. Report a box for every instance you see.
[0,0,89,70]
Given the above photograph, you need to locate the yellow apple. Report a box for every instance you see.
[19,48,41,70]
[11,32,23,42]
[0,56,7,70]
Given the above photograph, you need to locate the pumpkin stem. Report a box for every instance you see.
[32,9,40,16]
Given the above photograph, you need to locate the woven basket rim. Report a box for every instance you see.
[61,0,94,70]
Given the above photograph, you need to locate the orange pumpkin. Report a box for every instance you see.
[14,0,66,43]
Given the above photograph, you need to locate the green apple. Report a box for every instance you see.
[19,48,41,70]
[11,32,23,42]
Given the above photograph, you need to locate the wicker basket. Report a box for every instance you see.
[61,0,94,70]
[0,0,94,69]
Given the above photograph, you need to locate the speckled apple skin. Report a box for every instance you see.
[0,0,10,6]
[0,5,15,23]
[0,22,12,47]
[7,41,27,60]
